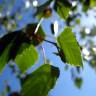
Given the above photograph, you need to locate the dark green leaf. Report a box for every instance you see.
[82,0,90,12]
[54,1,70,20]
[74,77,83,89]
[15,45,38,73]
[0,42,12,73]
[0,31,30,59]
[9,32,31,60]
[0,32,19,55]
[60,0,72,8]
[58,49,66,63]
[75,18,81,25]
[16,43,30,55]
[34,0,52,18]
[21,64,60,96]
[57,27,83,67]
[0,31,30,73]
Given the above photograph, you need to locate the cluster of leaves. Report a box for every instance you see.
[0,0,92,95]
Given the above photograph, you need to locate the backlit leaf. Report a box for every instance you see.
[21,64,60,96]
[15,45,38,73]
[57,27,83,67]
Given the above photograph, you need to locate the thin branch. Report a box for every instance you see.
[41,45,47,64]
[44,39,57,46]
[32,17,60,54]
[34,18,44,34]
[32,31,58,46]
[33,17,57,46]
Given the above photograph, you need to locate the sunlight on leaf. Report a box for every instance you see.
[15,45,38,73]
[21,64,60,96]
[57,27,83,67]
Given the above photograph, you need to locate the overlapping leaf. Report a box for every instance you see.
[21,64,60,96]
[57,27,83,67]
[0,42,12,73]
[15,45,38,73]
[0,31,30,73]
[34,0,52,18]
[54,1,70,20]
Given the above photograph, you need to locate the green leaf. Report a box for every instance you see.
[16,43,30,55]
[34,0,52,18]
[75,18,80,25]
[74,77,83,89]
[0,42,13,73]
[90,0,96,7]
[0,31,31,60]
[89,26,96,36]
[60,0,72,8]
[57,27,83,67]
[21,64,59,96]
[0,31,29,73]
[15,45,38,73]
[82,0,90,12]
[54,2,70,20]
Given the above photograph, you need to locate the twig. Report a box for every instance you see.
[34,18,44,34]
[41,45,47,64]
[44,39,57,46]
